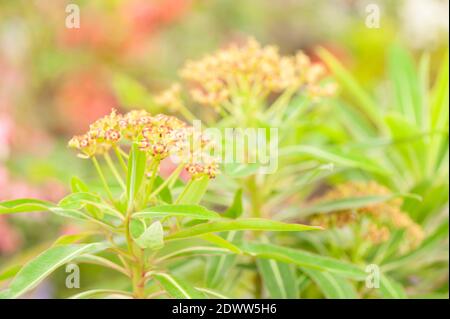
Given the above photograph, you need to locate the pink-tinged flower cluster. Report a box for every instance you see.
[68,109,219,179]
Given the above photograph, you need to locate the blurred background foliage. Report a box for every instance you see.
[0,0,448,298]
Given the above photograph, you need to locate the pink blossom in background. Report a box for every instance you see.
[0,216,21,254]
[55,70,117,135]
[0,113,13,159]
[160,158,189,182]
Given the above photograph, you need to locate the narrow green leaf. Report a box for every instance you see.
[70,176,90,193]
[241,243,366,280]
[223,189,243,219]
[222,163,261,178]
[134,204,220,220]
[379,275,407,299]
[200,233,242,254]
[69,289,133,299]
[0,198,54,215]
[127,143,147,210]
[302,268,358,299]
[0,243,109,299]
[177,176,209,204]
[157,246,233,262]
[205,232,242,288]
[167,219,321,240]
[58,192,102,209]
[317,47,383,128]
[153,273,204,299]
[257,259,298,298]
[280,145,389,176]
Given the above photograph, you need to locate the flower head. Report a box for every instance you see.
[180,38,336,108]
[308,182,424,249]
[68,109,219,179]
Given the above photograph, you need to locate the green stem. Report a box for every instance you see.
[247,176,262,218]
[149,162,185,201]
[175,179,194,204]
[104,153,126,190]
[114,146,128,172]
[91,156,114,202]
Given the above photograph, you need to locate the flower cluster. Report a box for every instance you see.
[154,83,183,112]
[68,109,219,179]
[309,182,424,248]
[179,38,336,107]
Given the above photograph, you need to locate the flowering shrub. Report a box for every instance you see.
[0,38,447,300]
[0,107,322,299]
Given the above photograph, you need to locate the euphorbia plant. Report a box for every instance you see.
[0,110,320,299]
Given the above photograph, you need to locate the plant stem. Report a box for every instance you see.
[149,162,185,200]
[247,175,262,218]
[114,146,129,171]
[104,153,126,190]
[175,179,194,204]
[91,156,114,202]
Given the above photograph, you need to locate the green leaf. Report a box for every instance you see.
[205,232,242,288]
[379,275,407,299]
[154,176,173,203]
[127,143,147,210]
[257,259,298,298]
[167,218,321,240]
[388,46,425,127]
[0,243,109,299]
[69,289,133,299]
[317,47,383,129]
[58,192,102,209]
[222,163,261,178]
[0,198,54,215]
[70,176,89,193]
[240,243,366,280]
[0,265,21,283]
[223,189,243,219]
[52,232,96,246]
[133,221,164,250]
[177,176,209,204]
[153,273,204,299]
[112,73,157,111]
[302,268,358,299]
[200,233,242,254]
[195,287,230,299]
[134,204,220,220]
[280,145,389,176]
[157,246,233,262]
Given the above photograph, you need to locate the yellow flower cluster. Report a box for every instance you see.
[179,38,336,107]
[68,109,219,179]
[154,83,183,112]
[309,182,424,248]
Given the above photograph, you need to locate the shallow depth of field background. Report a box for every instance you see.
[0,0,448,298]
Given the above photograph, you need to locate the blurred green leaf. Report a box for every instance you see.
[258,259,298,298]
[223,189,243,219]
[240,243,366,280]
[302,268,358,299]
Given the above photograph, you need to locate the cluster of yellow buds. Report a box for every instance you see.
[68,109,123,157]
[154,83,183,112]
[179,38,336,108]
[68,109,220,179]
[309,182,424,248]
